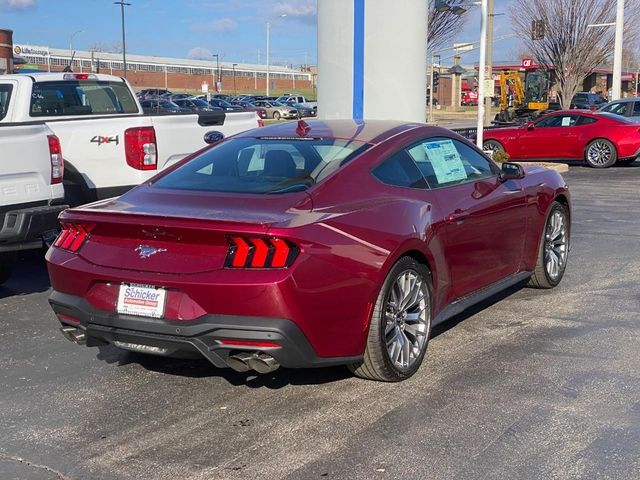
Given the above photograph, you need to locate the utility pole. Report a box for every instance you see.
[212,53,220,91]
[114,1,131,78]
[476,0,488,148]
[266,22,271,96]
[612,0,625,100]
[483,0,494,126]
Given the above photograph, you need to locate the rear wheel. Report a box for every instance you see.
[349,257,432,382]
[273,111,281,121]
[527,201,569,289]
[585,139,617,168]
[483,139,504,155]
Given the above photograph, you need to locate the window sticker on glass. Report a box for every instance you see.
[423,139,468,184]
[561,116,572,127]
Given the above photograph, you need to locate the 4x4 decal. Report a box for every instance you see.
[90,135,119,146]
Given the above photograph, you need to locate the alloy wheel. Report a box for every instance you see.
[544,209,568,281]
[384,269,430,371]
[587,141,612,166]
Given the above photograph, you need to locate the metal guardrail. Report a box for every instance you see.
[451,126,502,141]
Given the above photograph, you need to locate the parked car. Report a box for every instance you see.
[276,94,317,110]
[598,97,640,121]
[570,92,607,110]
[252,100,298,120]
[138,88,172,98]
[0,122,67,284]
[0,73,262,205]
[172,98,219,113]
[48,119,571,382]
[235,102,268,119]
[483,110,640,168]
[206,98,244,112]
[167,93,195,101]
[139,99,191,114]
[288,102,317,118]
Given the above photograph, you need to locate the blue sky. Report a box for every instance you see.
[1,0,519,66]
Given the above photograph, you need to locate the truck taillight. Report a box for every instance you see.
[47,135,64,184]
[225,236,299,269]
[54,223,95,252]
[124,127,157,170]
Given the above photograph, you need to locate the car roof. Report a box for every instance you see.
[235,119,450,145]
[605,97,639,103]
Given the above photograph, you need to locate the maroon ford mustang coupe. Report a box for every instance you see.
[47,120,571,382]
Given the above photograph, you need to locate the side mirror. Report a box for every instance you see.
[499,162,525,182]
[526,123,535,131]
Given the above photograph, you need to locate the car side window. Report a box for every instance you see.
[633,102,640,116]
[577,116,598,126]
[601,102,627,115]
[406,137,496,188]
[371,150,428,189]
[536,115,577,128]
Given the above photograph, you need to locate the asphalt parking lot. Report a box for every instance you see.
[1,162,639,480]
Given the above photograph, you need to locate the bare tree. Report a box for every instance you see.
[428,1,470,51]
[510,0,640,108]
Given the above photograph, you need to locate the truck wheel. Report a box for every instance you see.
[273,112,281,121]
[0,253,17,285]
[64,182,87,207]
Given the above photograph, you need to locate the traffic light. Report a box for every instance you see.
[433,72,440,88]
[532,20,545,40]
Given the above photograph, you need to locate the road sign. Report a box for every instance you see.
[454,42,474,53]
[201,81,209,93]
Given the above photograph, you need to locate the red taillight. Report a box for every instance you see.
[218,339,280,348]
[53,223,95,252]
[226,236,299,269]
[124,127,157,170]
[47,135,64,185]
[257,118,265,127]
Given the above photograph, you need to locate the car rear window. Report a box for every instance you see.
[30,80,139,117]
[0,84,12,121]
[153,137,369,194]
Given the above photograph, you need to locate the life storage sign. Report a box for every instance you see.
[117,284,167,318]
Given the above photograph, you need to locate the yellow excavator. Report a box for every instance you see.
[495,69,556,124]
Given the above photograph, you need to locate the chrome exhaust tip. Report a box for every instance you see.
[247,353,280,374]
[59,326,86,345]
[226,351,255,373]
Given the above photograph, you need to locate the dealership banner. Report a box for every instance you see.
[13,44,50,57]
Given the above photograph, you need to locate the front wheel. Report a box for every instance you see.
[483,139,504,155]
[527,201,569,289]
[585,139,617,168]
[349,257,432,382]
[273,111,281,121]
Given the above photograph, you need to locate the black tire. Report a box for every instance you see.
[616,158,636,166]
[273,111,281,120]
[63,181,88,207]
[584,139,617,168]
[0,252,17,285]
[483,139,504,154]
[527,201,570,289]
[348,256,433,382]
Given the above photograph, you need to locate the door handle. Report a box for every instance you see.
[447,209,469,223]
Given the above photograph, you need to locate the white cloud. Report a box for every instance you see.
[273,0,316,22]
[187,47,214,60]
[190,18,238,33]
[0,0,36,11]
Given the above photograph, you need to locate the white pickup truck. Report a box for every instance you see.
[0,119,67,284]
[0,73,261,205]
[276,94,318,111]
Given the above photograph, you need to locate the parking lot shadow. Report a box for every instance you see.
[0,250,51,299]
[96,345,353,389]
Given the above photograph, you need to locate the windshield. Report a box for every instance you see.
[30,80,139,117]
[153,137,369,194]
[192,99,210,107]
[0,84,12,121]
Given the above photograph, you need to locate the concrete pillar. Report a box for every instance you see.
[0,29,14,75]
[317,0,427,122]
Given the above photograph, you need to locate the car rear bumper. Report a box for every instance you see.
[0,203,67,252]
[49,290,362,369]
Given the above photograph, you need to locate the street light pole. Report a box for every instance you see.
[232,63,238,95]
[212,53,219,92]
[69,30,83,56]
[266,22,271,96]
[612,0,625,100]
[476,0,488,148]
[483,0,494,126]
[114,1,131,78]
